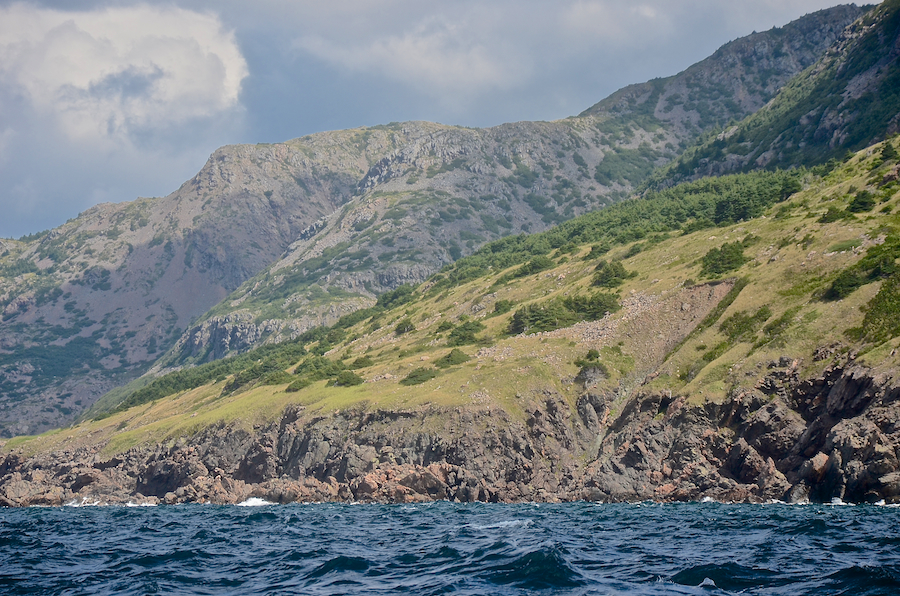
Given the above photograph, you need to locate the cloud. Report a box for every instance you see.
[0,3,249,237]
[0,3,247,147]
[0,0,852,238]
[295,13,529,109]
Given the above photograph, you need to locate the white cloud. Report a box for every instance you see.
[0,3,248,146]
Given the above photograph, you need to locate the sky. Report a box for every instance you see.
[0,0,860,239]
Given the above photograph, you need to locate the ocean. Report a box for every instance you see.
[1,500,898,595]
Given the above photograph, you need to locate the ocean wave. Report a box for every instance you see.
[64,496,105,507]
[481,544,585,590]
[236,497,274,507]
[4,502,900,595]
[466,519,531,530]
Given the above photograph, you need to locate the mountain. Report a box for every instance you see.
[0,5,866,437]
[156,6,865,369]
[655,0,900,184]
[579,4,865,132]
[4,134,900,506]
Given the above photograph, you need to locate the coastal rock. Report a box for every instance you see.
[1,360,899,506]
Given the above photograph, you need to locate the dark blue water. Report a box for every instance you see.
[2,501,899,595]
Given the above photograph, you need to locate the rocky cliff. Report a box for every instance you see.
[4,133,900,506]
[2,355,897,506]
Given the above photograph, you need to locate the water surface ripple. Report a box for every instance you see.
[2,501,899,595]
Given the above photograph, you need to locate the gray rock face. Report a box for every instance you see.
[0,5,867,436]
[660,2,899,183]
[2,357,898,506]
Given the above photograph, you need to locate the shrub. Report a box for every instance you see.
[592,260,633,288]
[585,243,611,259]
[825,270,866,300]
[854,274,900,343]
[493,299,514,315]
[719,306,772,342]
[285,378,313,393]
[262,371,293,385]
[510,256,555,279]
[400,367,439,385]
[348,356,374,369]
[824,235,900,300]
[377,284,416,309]
[435,348,471,368]
[573,349,601,367]
[448,321,486,346]
[819,207,848,223]
[394,318,415,335]
[701,242,746,277]
[435,320,455,333]
[848,190,876,213]
[329,371,364,387]
[508,293,619,334]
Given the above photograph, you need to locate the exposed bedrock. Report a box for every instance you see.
[2,360,898,506]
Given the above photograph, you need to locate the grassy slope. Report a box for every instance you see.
[5,137,900,458]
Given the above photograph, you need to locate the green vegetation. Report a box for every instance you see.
[592,260,634,288]
[0,259,40,278]
[848,190,877,213]
[508,293,620,334]
[701,242,747,277]
[394,318,415,335]
[400,367,439,385]
[594,144,660,187]
[447,321,486,346]
[434,170,799,290]
[435,348,471,368]
[103,341,309,416]
[328,371,364,387]
[492,299,514,315]
[824,235,900,299]
[719,306,773,342]
[348,356,375,369]
[499,256,555,283]
[657,2,900,179]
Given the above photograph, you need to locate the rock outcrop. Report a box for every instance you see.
[3,356,898,506]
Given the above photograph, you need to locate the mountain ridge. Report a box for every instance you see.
[652,0,900,185]
[4,134,900,505]
[0,5,868,436]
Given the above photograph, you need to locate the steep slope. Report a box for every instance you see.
[580,4,864,134]
[0,6,863,436]
[656,0,900,184]
[160,6,864,369]
[4,136,900,506]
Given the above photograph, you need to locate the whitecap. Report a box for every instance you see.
[467,519,531,530]
[64,497,103,507]
[700,496,716,503]
[236,497,274,507]
[125,501,158,507]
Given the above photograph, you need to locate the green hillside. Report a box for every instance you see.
[57,135,897,449]
[655,0,900,184]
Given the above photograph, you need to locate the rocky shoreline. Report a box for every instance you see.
[2,358,899,507]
